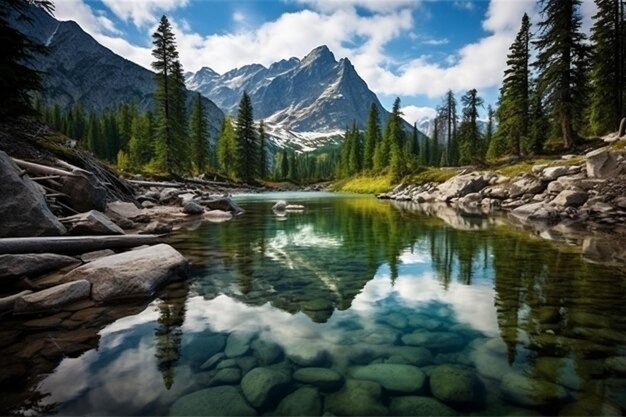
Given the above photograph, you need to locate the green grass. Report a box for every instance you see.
[493,156,584,178]
[402,167,460,185]
[332,174,394,194]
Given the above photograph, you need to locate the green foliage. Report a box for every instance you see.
[588,0,626,135]
[403,167,459,185]
[234,92,258,183]
[363,103,381,171]
[217,116,237,177]
[534,0,590,149]
[332,174,394,194]
[189,93,210,174]
[258,120,267,179]
[458,88,484,164]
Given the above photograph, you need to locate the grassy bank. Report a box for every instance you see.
[332,167,461,194]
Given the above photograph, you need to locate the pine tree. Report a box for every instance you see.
[376,97,404,172]
[589,0,625,135]
[258,120,267,179]
[189,93,210,174]
[280,148,289,180]
[128,112,154,168]
[498,14,531,156]
[526,84,550,154]
[234,92,257,182]
[363,103,381,171]
[217,117,236,177]
[0,0,53,120]
[484,104,495,158]
[348,122,362,175]
[152,15,188,174]
[438,91,458,165]
[534,0,590,149]
[458,89,484,164]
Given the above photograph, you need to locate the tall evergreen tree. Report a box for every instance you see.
[498,13,531,156]
[217,117,236,177]
[280,148,289,180]
[458,89,484,164]
[439,91,458,165]
[534,0,590,149]
[152,15,188,174]
[589,0,625,135]
[234,92,257,182]
[484,104,495,158]
[258,120,267,179]
[0,0,53,120]
[527,84,550,154]
[363,103,381,171]
[189,93,210,174]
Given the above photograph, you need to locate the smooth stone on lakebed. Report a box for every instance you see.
[0,253,80,280]
[325,379,388,416]
[287,342,328,366]
[209,367,242,386]
[14,280,91,313]
[240,366,291,409]
[401,331,465,351]
[350,363,426,394]
[501,372,568,408]
[60,244,187,301]
[389,396,458,416]
[293,367,344,391]
[225,333,253,358]
[430,365,481,405]
[251,339,283,365]
[169,386,255,416]
[276,386,322,416]
[387,346,433,367]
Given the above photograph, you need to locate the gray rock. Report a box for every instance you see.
[509,177,546,198]
[350,364,426,394]
[240,367,291,409]
[0,290,32,312]
[61,244,188,301]
[141,200,155,209]
[389,396,458,416]
[614,196,626,209]
[200,352,225,370]
[273,200,288,211]
[160,188,182,204]
[140,221,173,235]
[552,190,588,208]
[325,379,388,416]
[546,181,564,194]
[0,151,66,237]
[276,386,321,416]
[436,173,492,201]
[225,333,253,358]
[293,367,344,391]
[203,198,244,215]
[288,342,328,366]
[59,173,107,213]
[14,280,91,313]
[510,202,559,224]
[500,372,568,408]
[541,166,570,181]
[170,386,255,416]
[182,201,204,215]
[209,367,241,386]
[80,249,115,263]
[60,210,125,235]
[387,346,433,366]
[0,253,80,280]
[216,359,239,370]
[235,356,259,374]
[105,201,143,222]
[430,365,480,405]
[401,331,465,351]
[586,147,623,178]
[251,339,283,365]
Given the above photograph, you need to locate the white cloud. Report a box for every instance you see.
[293,0,422,13]
[401,105,436,125]
[100,0,188,27]
[232,10,246,23]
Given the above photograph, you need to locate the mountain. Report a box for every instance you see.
[11,7,224,139]
[186,45,424,150]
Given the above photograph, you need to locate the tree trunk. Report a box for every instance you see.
[0,235,163,254]
[560,112,576,149]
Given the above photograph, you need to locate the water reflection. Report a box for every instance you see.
[1,193,626,416]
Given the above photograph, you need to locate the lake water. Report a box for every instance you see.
[1,192,625,416]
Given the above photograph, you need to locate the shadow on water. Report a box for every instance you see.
[1,192,626,415]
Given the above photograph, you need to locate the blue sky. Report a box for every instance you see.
[53,0,596,123]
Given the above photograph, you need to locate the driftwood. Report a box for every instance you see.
[619,117,626,138]
[55,158,92,176]
[0,235,163,254]
[12,158,79,178]
[128,179,185,188]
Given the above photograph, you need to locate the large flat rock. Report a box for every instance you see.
[61,244,188,301]
[0,253,80,280]
[14,280,91,313]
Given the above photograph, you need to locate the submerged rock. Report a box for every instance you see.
[276,386,321,416]
[389,396,458,416]
[350,363,426,394]
[293,367,344,391]
[240,366,291,409]
[501,372,568,407]
[225,333,253,358]
[0,151,67,237]
[169,386,255,416]
[325,379,388,416]
[401,331,465,352]
[61,244,188,301]
[429,365,481,405]
[251,339,283,365]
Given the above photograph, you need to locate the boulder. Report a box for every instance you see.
[59,173,107,213]
[80,249,115,263]
[0,253,80,281]
[551,190,588,208]
[389,396,458,416]
[387,346,433,366]
[208,367,241,386]
[139,221,173,235]
[276,386,321,416]
[203,198,244,215]
[273,200,288,211]
[159,188,182,204]
[224,333,253,358]
[586,147,623,178]
[293,367,345,391]
[510,202,559,224]
[0,151,66,237]
[500,372,568,408]
[350,364,426,394]
[182,201,204,215]
[60,210,125,235]
[14,280,91,313]
[325,379,388,416]
[240,367,291,409]
[105,201,145,224]
[541,166,570,181]
[60,244,188,301]
[251,339,283,365]
[170,386,255,416]
[429,365,480,405]
[200,352,225,370]
[436,173,492,201]
[509,176,546,198]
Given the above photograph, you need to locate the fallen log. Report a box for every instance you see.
[12,158,79,178]
[0,235,164,254]
[128,179,185,188]
[55,158,93,176]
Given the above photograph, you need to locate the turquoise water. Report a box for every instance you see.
[1,192,626,415]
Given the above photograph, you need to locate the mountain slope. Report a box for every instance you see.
[186,46,424,150]
[12,8,224,139]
